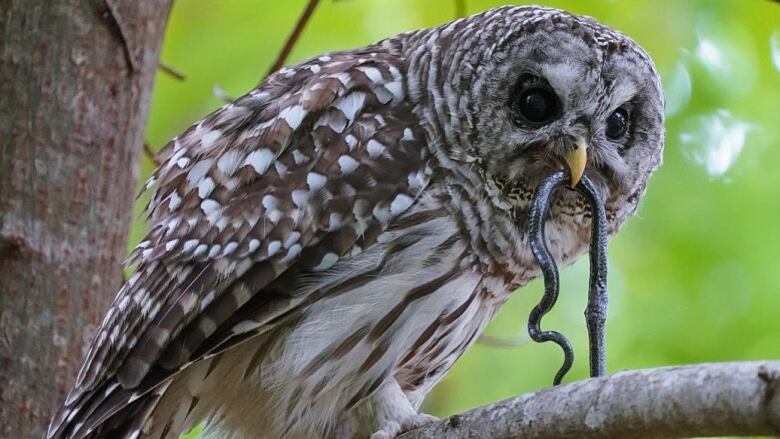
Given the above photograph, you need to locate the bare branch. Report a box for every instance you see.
[103,0,138,72]
[143,142,160,166]
[454,0,466,18]
[158,61,186,81]
[401,361,780,439]
[265,0,321,79]
[477,333,527,348]
[212,84,236,104]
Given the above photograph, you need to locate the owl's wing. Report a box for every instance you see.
[48,49,433,438]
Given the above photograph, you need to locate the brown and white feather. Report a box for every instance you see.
[48,5,664,439]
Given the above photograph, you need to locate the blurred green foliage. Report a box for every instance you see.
[135,1,780,437]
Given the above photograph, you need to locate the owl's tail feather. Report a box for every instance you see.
[45,377,173,439]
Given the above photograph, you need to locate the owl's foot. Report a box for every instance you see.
[370,413,438,439]
[369,379,438,439]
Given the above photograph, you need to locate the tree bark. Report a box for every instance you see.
[0,1,171,437]
[401,361,780,439]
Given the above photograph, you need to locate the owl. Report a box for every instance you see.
[47,5,664,439]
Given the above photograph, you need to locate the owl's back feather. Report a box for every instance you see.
[48,46,432,439]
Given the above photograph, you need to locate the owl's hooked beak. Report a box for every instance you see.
[564,138,589,188]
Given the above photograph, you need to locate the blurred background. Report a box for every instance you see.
[133,0,780,436]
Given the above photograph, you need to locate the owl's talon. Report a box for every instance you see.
[370,421,401,439]
[370,413,437,438]
[404,412,438,430]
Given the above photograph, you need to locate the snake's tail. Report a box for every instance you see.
[576,175,609,378]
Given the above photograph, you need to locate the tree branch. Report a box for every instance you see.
[400,361,780,439]
[264,0,321,79]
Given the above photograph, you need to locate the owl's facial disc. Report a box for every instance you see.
[466,19,664,230]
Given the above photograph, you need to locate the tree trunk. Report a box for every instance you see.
[0,1,171,436]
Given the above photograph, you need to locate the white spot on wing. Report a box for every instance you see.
[307,172,327,191]
[193,244,208,257]
[330,72,351,87]
[292,150,308,165]
[200,199,220,215]
[334,92,366,122]
[217,150,242,176]
[187,159,213,184]
[357,66,383,83]
[118,295,130,311]
[408,170,426,190]
[274,161,288,176]
[374,87,393,104]
[244,148,274,174]
[165,216,181,233]
[267,240,282,256]
[279,105,306,130]
[390,194,414,215]
[366,139,386,158]
[338,155,360,174]
[329,212,343,229]
[291,189,309,207]
[200,290,216,310]
[344,134,358,150]
[168,192,182,210]
[314,112,347,134]
[183,239,199,253]
[208,245,222,258]
[262,194,278,210]
[200,129,222,149]
[223,242,238,256]
[373,204,392,224]
[284,231,301,248]
[267,209,283,223]
[312,252,338,271]
[198,177,215,199]
[281,243,302,263]
[384,81,403,99]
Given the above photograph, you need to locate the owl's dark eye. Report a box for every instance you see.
[509,76,561,127]
[517,88,558,123]
[605,108,629,140]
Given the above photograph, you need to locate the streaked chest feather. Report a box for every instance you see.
[194,193,590,439]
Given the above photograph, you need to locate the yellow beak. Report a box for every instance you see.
[564,138,589,187]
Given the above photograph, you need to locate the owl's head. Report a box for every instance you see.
[406,6,664,231]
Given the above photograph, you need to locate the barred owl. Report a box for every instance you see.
[48,6,663,439]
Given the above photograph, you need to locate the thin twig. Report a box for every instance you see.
[158,62,186,81]
[454,0,466,18]
[104,0,137,72]
[143,142,160,167]
[477,333,527,348]
[212,85,235,104]
[264,0,322,79]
